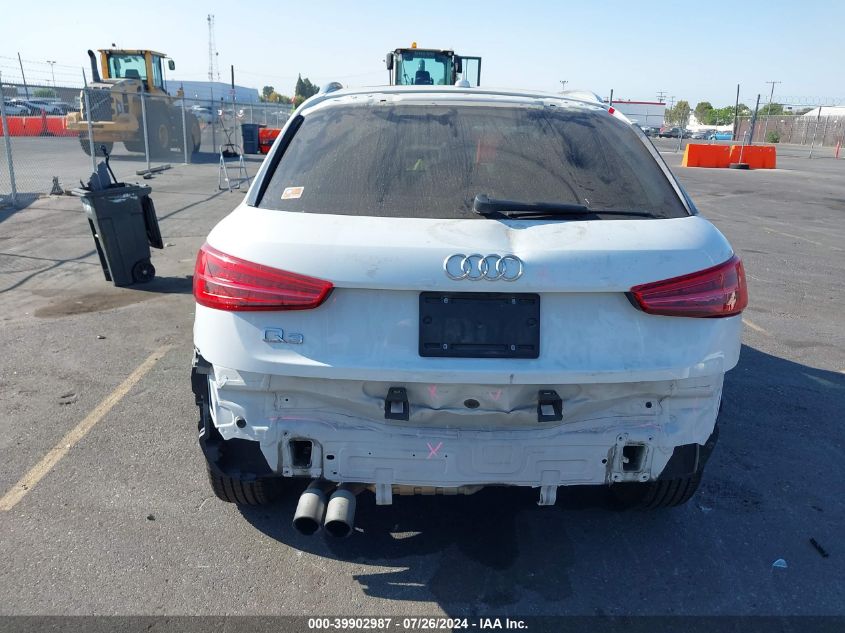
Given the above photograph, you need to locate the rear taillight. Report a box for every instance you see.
[630,255,747,318]
[193,244,333,311]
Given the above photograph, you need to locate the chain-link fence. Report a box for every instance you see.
[736,112,844,147]
[2,74,293,208]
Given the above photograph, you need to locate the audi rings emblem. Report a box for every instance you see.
[444,253,525,281]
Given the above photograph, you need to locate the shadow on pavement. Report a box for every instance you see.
[237,344,845,612]
[133,274,193,294]
[0,193,44,214]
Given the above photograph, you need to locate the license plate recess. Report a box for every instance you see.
[419,292,540,358]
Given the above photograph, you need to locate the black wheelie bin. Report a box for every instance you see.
[73,155,164,287]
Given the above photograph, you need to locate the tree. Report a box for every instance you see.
[758,102,784,116]
[665,100,691,126]
[294,74,319,100]
[261,85,275,102]
[33,87,56,98]
[694,101,714,125]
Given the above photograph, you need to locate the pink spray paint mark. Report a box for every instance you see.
[489,389,502,401]
[427,385,438,398]
[427,441,443,459]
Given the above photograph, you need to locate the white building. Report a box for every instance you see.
[801,106,845,118]
[606,100,666,128]
[170,80,260,104]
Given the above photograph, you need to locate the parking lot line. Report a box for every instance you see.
[0,345,172,512]
[742,318,771,336]
[763,226,843,251]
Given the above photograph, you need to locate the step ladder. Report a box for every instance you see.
[217,144,250,192]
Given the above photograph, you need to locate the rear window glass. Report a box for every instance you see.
[257,103,687,219]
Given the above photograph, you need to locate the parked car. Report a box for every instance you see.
[658,126,691,138]
[2,100,29,115]
[8,99,40,115]
[23,99,66,115]
[191,86,747,535]
[690,129,712,140]
[190,105,215,124]
[708,130,733,141]
[633,123,658,137]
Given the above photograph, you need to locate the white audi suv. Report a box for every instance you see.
[191,86,747,537]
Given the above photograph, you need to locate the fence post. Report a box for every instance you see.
[181,99,189,164]
[140,93,151,171]
[808,108,823,158]
[819,116,830,148]
[0,79,18,206]
[82,88,98,181]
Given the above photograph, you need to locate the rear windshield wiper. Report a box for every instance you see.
[472,194,655,219]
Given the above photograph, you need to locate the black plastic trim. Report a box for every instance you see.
[249,114,304,208]
[191,350,273,481]
[537,389,563,422]
[384,386,410,421]
[657,423,720,480]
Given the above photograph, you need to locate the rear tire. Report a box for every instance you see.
[611,422,719,510]
[206,465,284,506]
[147,107,172,158]
[124,140,145,153]
[612,474,702,510]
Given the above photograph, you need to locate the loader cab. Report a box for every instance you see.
[100,50,173,94]
[386,44,481,86]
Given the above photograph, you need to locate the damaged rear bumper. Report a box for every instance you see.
[192,353,721,504]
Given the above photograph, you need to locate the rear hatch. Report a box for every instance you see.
[195,93,744,385]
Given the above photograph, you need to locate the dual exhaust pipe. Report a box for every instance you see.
[292,481,363,538]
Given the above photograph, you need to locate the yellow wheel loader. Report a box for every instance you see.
[385,43,481,86]
[66,49,201,158]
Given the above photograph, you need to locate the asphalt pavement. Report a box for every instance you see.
[0,145,843,618]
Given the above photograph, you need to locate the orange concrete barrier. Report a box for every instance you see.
[0,116,78,137]
[681,144,732,168]
[729,144,776,169]
[258,127,281,154]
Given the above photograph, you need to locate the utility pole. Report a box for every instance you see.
[17,53,29,98]
[732,83,740,141]
[762,80,781,142]
[559,80,567,92]
[46,60,56,87]
[656,90,667,103]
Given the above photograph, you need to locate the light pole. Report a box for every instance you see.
[46,60,56,87]
[762,80,781,142]
[559,80,567,93]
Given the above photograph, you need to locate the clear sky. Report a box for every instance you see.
[3,0,843,108]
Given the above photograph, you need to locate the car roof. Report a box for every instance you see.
[300,85,618,117]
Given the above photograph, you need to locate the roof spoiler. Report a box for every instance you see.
[561,89,603,104]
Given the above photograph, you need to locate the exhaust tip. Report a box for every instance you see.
[292,482,328,536]
[324,518,353,538]
[292,515,322,536]
[323,488,358,539]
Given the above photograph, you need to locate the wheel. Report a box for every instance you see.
[131,259,155,283]
[146,107,172,158]
[79,136,113,157]
[123,140,145,153]
[206,465,284,506]
[611,474,702,510]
